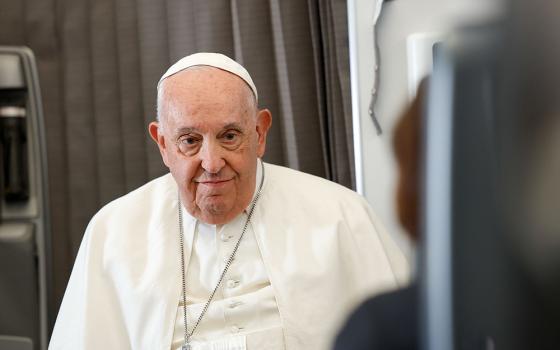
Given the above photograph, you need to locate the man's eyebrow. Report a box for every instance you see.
[174,123,244,137]
[222,122,244,131]
[174,127,197,136]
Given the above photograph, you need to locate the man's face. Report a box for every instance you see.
[149,67,271,225]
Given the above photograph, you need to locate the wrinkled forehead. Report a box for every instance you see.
[159,67,256,130]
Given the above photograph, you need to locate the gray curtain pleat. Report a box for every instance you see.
[166,0,197,61]
[230,0,286,164]
[330,0,355,188]
[23,0,68,325]
[0,1,25,43]
[115,0,150,191]
[61,0,99,256]
[192,1,234,54]
[0,0,355,327]
[270,0,327,177]
[308,0,332,179]
[136,0,170,179]
[91,0,126,205]
[308,0,356,188]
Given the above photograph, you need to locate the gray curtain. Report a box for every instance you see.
[0,0,354,324]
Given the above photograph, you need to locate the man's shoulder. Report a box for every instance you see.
[94,173,175,220]
[262,162,369,215]
[264,162,361,199]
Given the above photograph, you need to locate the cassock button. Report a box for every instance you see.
[230,325,242,333]
[229,300,243,309]
[220,233,234,242]
[227,279,239,289]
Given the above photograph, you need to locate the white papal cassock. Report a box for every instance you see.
[49,161,408,350]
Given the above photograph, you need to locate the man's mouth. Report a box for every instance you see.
[198,178,232,183]
[196,179,233,187]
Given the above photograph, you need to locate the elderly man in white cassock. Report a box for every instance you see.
[49,53,408,350]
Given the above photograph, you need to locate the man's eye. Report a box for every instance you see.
[177,136,200,154]
[179,136,197,145]
[224,133,237,141]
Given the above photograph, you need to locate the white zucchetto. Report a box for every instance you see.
[157,52,258,103]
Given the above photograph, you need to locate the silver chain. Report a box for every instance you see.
[178,162,265,350]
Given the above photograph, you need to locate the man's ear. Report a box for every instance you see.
[149,121,170,167]
[255,109,272,158]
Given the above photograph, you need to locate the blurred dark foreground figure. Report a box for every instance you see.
[336,0,560,347]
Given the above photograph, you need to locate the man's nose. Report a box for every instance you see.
[199,140,226,174]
